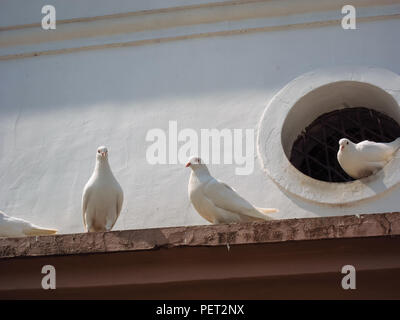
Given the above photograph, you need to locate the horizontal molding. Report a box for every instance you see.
[0,13,399,61]
[0,212,398,259]
[0,0,399,49]
[0,0,263,32]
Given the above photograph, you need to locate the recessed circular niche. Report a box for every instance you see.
[257,66,400,205]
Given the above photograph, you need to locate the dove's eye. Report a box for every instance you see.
[98,150,101,153]
[346,142,349,145]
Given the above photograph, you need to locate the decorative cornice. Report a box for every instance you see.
[0,0,399,60]
[0,13,399,61]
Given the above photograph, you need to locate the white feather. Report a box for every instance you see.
[337,137,400,179]
[0,210,57,237]
[187,157,277,224]
[82,146,123,232]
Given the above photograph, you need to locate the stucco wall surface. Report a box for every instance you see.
[1,1,400,234]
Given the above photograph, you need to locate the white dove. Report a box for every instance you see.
[337,137,400,179]
[0,210,57,237]
[82,146,124,232]
[186,157,278,224]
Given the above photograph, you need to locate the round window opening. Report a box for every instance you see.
[289,106,400,182]
[259,67,400,204]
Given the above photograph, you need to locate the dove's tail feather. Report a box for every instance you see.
[256,207,279,214]
[24,227,58,236]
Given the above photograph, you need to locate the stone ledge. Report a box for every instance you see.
[1,212,399,259]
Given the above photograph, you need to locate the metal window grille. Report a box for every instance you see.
[290,106,400,182]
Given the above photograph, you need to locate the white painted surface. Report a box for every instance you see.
[0,2,400,234]
[0,0,233,28]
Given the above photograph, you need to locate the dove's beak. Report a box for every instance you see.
[340,146,344,151]
[185,162,191,168]
[101,152,106,157]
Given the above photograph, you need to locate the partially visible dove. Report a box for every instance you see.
[186,157,278,224]
[337,137,400,179]
[82,146,123,232]
[0,210,57,237]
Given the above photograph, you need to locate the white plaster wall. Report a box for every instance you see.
[1,14,400,234]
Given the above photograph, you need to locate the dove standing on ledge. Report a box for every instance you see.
[186,157,278,224]
[0,210,57,237]
[337,137,400,179]
[82,146,124,232]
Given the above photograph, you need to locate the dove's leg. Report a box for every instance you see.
[105,216,116,231]
[86,222,93,232]
[86,220,97,232]
[85,212,97,232]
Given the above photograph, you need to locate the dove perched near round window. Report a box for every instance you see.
[186,156,278,224]
[82,146,124,232]
[337,137,400,179]
[0,210,57,237]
